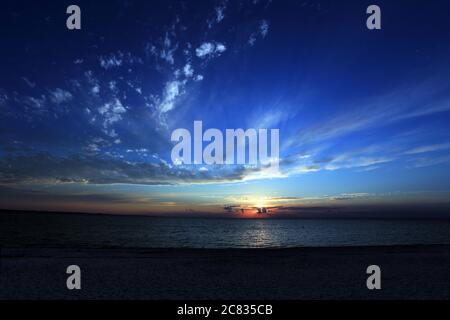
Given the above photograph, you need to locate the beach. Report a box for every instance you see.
[1,245,450,299]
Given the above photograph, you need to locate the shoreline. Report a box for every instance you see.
[1,245,450,299]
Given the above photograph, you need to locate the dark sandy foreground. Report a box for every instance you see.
[1,245,450,299]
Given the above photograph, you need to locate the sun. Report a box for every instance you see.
[254,202,266,208]
[252,197,268,208]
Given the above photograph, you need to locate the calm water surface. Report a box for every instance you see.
[2,213,450,248]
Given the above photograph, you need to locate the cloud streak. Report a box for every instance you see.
[0,153,271,186]
[286,79,450,148]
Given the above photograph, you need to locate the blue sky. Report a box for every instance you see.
[1,0,450,217]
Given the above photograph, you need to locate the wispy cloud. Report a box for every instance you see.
[260,20,269,37]
[160,32,178,65]
[156,80,186,113]
[248,20,270,46]
[21,77,36,88]
[0,153,272,186]
[99,52,123,69]
[286,79,450,148]
[49,88,72,105]
[407,156,450,168]
[404,143,450,155]
[196,42,227,58]
[98,98,127,137]
[215,4,226,23]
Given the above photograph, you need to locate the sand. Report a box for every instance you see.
[1,245,450,299]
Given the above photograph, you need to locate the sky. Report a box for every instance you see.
[1,0,450,217]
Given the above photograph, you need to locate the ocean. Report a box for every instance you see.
[2,212,450,248]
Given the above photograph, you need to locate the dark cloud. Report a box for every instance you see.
[0,152,262,185]
[0,185,146,205]
[268,196,302,200]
